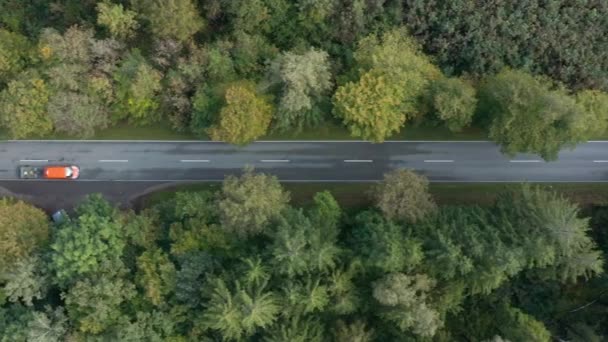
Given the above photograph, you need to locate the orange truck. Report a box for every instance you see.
[19,165,80,179]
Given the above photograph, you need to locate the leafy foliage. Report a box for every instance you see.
[130,0,204,42]
[372,273,442,337]
[96,2,139,40]
[218,168,289,237]
[0,70,52,138]
[50,195,125,285]
[429,77,477,132]
[208,83,273,145]
[374,169,437,223]
[0,199,49,273]
[479,69,589,160]
[266,48,332,131]
[403,0,608,91]
[0,171,606,340]
[112,49,162,125]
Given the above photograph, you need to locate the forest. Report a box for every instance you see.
[0,168,607,341]
[1,1,608,159]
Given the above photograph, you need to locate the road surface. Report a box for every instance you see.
[1,140,608,182]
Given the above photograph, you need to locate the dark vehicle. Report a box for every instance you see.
[19,166,42,179]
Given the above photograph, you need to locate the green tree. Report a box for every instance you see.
[0,71,52,138]
[333,320,374,342]
[200,278,279,340]
[218,169,290,237]
[0,29,31,84]
[264,315,324,342]
[266,48,332,131]
[496,185,604,282]
[575,90,608,138]
[208,83,273,145]
[374,169,436,223]
[430,77,477,132]
[479,69,587,160]
[333,70,404,142]
[47,91,109,138]
[40,27,114,138]
[50,195,125,285]
[63,276,136,334]
[131,0,204,42]
[226,0,270,34]
[112,49,162,125]
[26,308,68,342]
[96,1,139,40]
[350,211,422,272]
[372,273,442,337]
[334,27,442,141]
[271,208,340,277]
[0,199,49,273]
[115,310,181,341]
[1,256,49,307]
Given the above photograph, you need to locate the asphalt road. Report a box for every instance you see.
[1,140,608,182]
[2,140,608,211]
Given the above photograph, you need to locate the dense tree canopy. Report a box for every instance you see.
[479,69,591,160]
[402,0,608,91]
[1,170,606,340]
[0,0,606,157]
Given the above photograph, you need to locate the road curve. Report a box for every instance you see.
[1,140,608,182]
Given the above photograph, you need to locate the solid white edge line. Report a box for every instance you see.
[424,160,454,163]
[98,160,128,163]
[260,160,290,163]
[180,160,210,163]
[344,159,373,163]
[19,159,48,162]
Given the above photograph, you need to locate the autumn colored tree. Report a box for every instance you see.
[0,199,49,273]
[208,83,273,145]
[334,28,441,141]
[333,71,404,142]
[0,71,52,138]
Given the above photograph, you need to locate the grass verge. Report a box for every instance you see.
[138,182,608,211]
[1,121,487,141]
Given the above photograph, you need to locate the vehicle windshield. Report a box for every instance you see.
[65,167,72,177]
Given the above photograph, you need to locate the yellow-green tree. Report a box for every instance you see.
[0,71,52,139]
[0,199,49,273]
[209,83,273,145]
[333,71,404,142]
[334,27,441,142]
